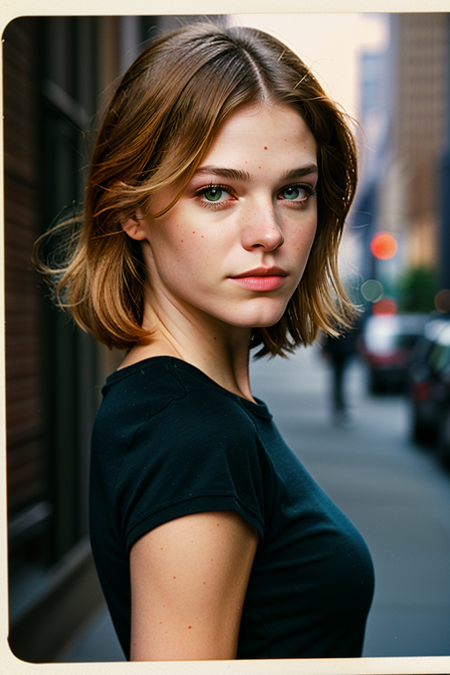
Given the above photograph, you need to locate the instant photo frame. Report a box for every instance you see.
[1,1,450,674]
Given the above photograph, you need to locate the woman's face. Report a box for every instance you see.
[134,103,318,333]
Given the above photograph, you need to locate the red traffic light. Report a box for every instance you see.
[370,232,398,260]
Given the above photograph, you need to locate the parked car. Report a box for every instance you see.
[407,316,450,468]
[438,386,450,469]
[360,313,428,394]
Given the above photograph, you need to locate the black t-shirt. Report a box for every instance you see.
[89,356,374,660]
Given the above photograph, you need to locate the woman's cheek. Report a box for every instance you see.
[290,218,317,251]
[161,229,213,277]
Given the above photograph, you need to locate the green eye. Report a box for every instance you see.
[281,186,302,200]
[203,187,223,202]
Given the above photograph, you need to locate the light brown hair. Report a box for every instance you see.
[35,22,358,357]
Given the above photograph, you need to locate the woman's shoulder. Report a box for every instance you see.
[90,357,268,547]
[93,356,263,451]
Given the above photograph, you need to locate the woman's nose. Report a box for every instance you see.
[241,204,285,251]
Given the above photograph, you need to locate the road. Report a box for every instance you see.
[61,347,450,661]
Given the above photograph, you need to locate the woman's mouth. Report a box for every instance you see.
[230,267,288,291]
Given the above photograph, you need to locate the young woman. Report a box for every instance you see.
[38,23,374,661]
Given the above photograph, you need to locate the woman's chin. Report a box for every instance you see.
[231,310,287,330]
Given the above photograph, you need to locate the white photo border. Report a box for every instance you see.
[1,1,450,673]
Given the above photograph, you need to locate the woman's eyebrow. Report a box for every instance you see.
[194,167,252,181]
[193,164,318,182]
[280,165,319,181]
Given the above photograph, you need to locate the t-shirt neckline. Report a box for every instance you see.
[105,355,272,419]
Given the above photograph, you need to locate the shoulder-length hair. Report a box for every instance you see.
[35,22,358,357]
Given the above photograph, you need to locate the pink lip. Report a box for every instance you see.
[232,266,287,278]
[230,267,288,291]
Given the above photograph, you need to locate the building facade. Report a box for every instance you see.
[3,15,226,662]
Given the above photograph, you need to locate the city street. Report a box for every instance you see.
[62,347,450,661]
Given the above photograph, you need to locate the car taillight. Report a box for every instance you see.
[367,349,409,366]
[412,381,431,401]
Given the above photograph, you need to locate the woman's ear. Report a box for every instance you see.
[121,209,148,242]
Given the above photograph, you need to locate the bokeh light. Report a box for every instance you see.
[361,279,384,303]
[372,297,398,315]
[434,289,450,313]
[370,232,398,260]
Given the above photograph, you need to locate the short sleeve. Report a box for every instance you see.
[115,389,267,552]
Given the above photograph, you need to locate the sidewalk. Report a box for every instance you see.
[58,604,124,662]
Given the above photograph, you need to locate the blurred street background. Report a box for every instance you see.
[4,11,450,664]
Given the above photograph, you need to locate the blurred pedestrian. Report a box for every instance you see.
[321,325,360,426]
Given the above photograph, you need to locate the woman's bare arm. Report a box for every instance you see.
[129,510,259,661]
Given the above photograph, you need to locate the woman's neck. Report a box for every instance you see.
[119,300,255,402]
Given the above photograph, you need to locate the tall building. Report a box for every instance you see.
[385,13,449,268]
[352,44,390,282]
[354,13,450,303]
